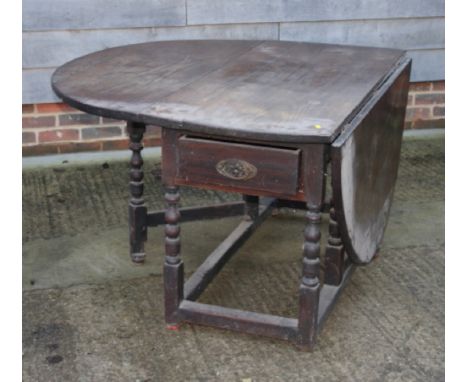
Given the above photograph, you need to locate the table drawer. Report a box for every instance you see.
[176,136,300,196]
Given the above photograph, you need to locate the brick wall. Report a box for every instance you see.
[406,80,445,129]
[22,80,444,156]
[22,103,161,156]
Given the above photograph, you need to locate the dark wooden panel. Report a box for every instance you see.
[176,136,300,196]
[331,58,411,264]
[52,40,404,143]
[52,40,259,114]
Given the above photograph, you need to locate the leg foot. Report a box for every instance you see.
[324,200,345,285]
[166,324,181,331]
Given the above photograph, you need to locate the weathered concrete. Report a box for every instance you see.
[22,135,444,381]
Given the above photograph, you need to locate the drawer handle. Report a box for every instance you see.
[215,159,257,181]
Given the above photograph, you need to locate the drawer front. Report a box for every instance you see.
[176,136,300,196]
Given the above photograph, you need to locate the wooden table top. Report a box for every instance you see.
[52,40,405,143]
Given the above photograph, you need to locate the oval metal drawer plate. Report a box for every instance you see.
[216,158,257,180]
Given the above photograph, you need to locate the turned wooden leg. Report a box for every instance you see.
[128,122,147,264]
[324,199,345,285]
[164,186,184,327]
[297,204,321,350]
[243,195,259,221]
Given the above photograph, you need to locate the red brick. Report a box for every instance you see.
[101,136,161,151]
[405,107,430,121]
[38,129,79,143]
[102,117,125,124]
[22,144,59,156]
[37,103,77,113]
[58,141,102,154]
[22,104,35,114]
[144,136,162,147]
[146,125,162,136]
[413,119,445,129]
[406,95,413,106]
[432,81,445,91]
[122,124,161,136]
[409,82,432,92]
[22,116,55,128]
[22,131,36,144]
[82,126,122,140]
[102,138,129,151]
[59,113,99,126]
[433,106,445,117]
[415,93,445,105]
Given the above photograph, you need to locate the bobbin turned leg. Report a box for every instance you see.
[296,145,325,350]
[297,204,321,349]
[164,186,183,328]
[128,122,147,264]
[324,199,345,285]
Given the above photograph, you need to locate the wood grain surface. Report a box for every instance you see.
[52,40,404,143]
[177,136,300,195]
[331,58,411,264]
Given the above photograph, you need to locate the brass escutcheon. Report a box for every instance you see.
[215,159,257,180]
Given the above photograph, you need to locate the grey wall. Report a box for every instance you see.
[23,0,444,104]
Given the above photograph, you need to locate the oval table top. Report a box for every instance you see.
[52,40,404,143]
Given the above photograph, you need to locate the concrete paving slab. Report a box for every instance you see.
[23,244,444,382]
[22,134,444,381]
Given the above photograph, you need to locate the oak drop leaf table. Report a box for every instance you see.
[52,40,410,351]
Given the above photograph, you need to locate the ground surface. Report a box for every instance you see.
[22,135,444,382]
